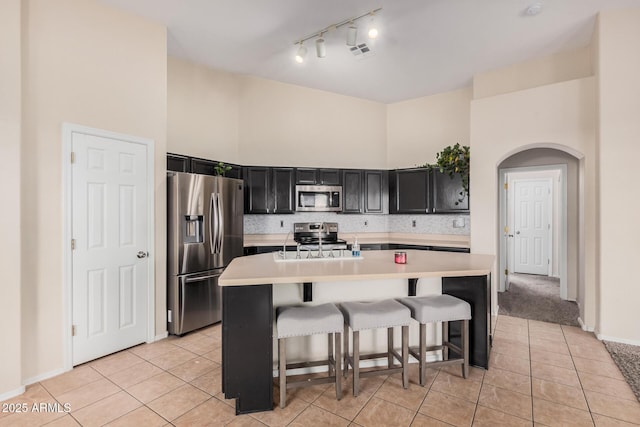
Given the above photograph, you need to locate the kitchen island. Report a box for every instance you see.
[219,249,494,414]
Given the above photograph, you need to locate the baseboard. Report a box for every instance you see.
[577,317,595,332]
[23,367,68,387]
[153,331,168,342]
[0,385,26,402]
[595,333,640,346]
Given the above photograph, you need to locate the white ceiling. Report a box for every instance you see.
[99,0,638,103]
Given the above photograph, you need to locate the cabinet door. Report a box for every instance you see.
[272,168,295,214]
[295,168,318,185]
[432,170,469,213]
[319,169,340,185]
[390,168,430,214]
[167,154,190,172]
[364,170,388,214]
[244,167,270,214]
[341,170,363,213]
[190,158,216,175]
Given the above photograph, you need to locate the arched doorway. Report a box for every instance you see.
[496,147,582,325]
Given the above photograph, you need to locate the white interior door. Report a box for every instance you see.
[514,178,551,275]
[71,132,149,365]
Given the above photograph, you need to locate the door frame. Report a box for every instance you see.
[62,123,155,371]
[498,164,567,299]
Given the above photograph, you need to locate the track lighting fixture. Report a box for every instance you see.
[346,23,357,46]
[292,8,382,63]
[316,36,326,58]
[295,43,307,63]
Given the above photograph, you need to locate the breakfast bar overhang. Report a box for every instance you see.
[219,249,495,414]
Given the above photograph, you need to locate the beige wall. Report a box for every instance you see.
[474,47,593,99]
[0,0,24,399]
[20,0,167,383]
[238,76,387,168]
[596,9,640,343]
[167,57,240,163]
[386,87,472,169]
[469,78,597,325]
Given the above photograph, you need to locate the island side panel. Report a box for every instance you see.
[442,275,491,369]
[222,284,273,414]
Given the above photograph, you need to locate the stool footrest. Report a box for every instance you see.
[286,375,337,390]
[419,358,464,369]
[286,358,335,370]
[359,366,403,378]
[445,342,462,354]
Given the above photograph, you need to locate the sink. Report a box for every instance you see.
[273,250,363,262]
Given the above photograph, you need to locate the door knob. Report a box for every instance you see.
[516,231,521,235]
[137,251,148,259]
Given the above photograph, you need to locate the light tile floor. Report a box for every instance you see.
[1,315,639,426]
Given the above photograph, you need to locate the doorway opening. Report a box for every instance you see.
[497,147,581,325]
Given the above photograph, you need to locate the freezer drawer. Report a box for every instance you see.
[168,270,222,335]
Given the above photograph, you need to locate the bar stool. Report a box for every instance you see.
[398,294,471,386]
[340,300,411,396]
[276,303,343,409]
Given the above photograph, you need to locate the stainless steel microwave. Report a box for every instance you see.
[295,185,342,212]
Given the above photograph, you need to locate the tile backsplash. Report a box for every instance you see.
[244,212,470,235]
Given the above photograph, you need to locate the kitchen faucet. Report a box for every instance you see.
[318,222,324,257]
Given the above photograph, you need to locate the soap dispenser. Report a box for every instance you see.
[352,236,360,257]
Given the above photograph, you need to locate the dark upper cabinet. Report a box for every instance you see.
[341,170,363,213]
[272,168,295,214]
[244,167,294,214]
[190,158,216,175]
[432,170,469,213]
[167,153,191,172]
[389,168,430,214]
[341,169,387,214]
[295,168,340,185]
[364,170,388,214]
[244,167,270,214]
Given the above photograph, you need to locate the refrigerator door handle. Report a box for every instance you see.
[209,192,216,254]
[216,192,224,254]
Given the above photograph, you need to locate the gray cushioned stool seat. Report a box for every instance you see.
[398,295,471,324]
[277,303,343,338]
[340,300,411,331]
[276,303,343,409]
[341,299,411,396]
[397,294,471,385]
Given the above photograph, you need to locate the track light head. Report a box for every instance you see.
[295,43,307,63]
[315,37,326,58]
[346,24,357,46]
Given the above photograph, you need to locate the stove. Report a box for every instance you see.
[293,222,348,257]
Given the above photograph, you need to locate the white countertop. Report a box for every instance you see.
[244,232,470,249]
[219,249,494,286]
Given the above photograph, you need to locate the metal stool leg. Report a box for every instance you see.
[442,321,449,361]
[328,333,334,377]
[419,323,426,386]
[402,325,409,389]
[279,338,286,409]
[343,323,349,378]
[462,319,469,379]
[353,330,360,397]
[335,332,342,400]
[387,327,394,368]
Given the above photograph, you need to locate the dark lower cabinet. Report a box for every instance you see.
[222,285,273,414]
[442,275,491,369]
[432,170,469,213]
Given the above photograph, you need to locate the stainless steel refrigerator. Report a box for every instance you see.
[167,172,244,335]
